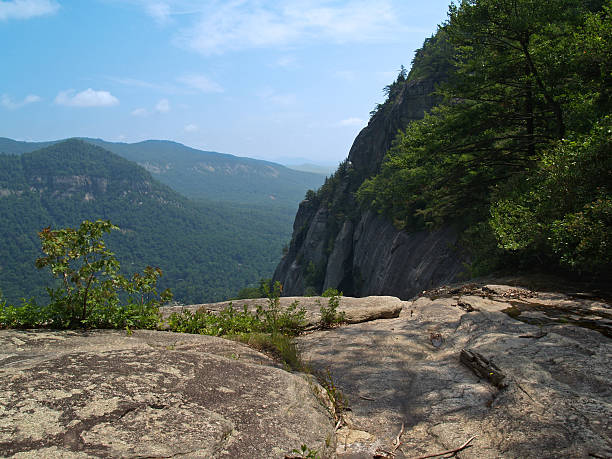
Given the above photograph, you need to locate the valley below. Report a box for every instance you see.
[0,138,326,304]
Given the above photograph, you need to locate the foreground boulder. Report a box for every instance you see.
[298,283,612,458]
[0,330,335,458]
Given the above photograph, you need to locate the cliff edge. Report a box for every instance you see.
[274,64,465,298]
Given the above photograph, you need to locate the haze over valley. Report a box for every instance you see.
[0,137,326,303]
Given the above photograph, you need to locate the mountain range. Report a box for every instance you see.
[0,138,325,304]
[0,137,325,208]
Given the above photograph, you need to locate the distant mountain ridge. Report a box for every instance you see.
[0,137,325,208]
[0,139,294,304]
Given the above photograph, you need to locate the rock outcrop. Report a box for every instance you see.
[298,282,612,458]
[0,330,335,458]
[2,282,611,458]
[162,295,406,328]
[273,73,466,298]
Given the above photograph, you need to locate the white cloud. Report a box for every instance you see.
[184,123,198,132]
[145,1,171,24]
[258,88,296,106]
[338,117,365,127]
[0,0,59,20]
[155,98,170,113]
[131,107,148,116]
[177,74,223,93]
[55,88,119,107]
[1,93,41,109]
[173,0,402,55]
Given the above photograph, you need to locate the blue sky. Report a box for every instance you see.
[0,0,451,164]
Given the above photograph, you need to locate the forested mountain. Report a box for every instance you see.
[275,0,611,297]
[0,137,326,208]
[0,139,293,304]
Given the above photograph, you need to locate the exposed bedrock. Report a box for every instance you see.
[273,76,466,299]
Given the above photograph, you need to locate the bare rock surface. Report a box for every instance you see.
[0,330,335,458]
[297,284,612,458]
[3,284,611,458]
[162,295,406,328]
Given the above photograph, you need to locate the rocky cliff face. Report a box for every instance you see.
[274,76,466,299]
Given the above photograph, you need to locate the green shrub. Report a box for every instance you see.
[0,220,172,330]
[167,281,308,370]
[168,304,262,336]
[0,298,45,329]
[317,368,349,422]
[289,444,319,459]
[257,281,306,336]
[168,282,307,337]
[230,332,306,372]
[319,289,345,327]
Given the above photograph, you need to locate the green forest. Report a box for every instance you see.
[357,0,611,279]
[0,137,326,209]
[0,139,295,304]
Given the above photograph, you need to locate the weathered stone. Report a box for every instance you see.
[4,283,610,458]
[297,285,612,458]
[323,220,354,292]
[0,330,335,458]
[350,212,465,299]
[162,295,406,328]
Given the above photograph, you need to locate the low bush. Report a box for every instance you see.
[319,289,345,328]
[0,220,171,330]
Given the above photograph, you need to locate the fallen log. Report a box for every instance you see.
[460,349,507,388]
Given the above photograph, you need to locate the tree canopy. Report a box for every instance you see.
[358,0,611,278]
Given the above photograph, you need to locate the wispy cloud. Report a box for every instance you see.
[177,74,223,93]
[145,1,171,24]
[257,88,296,106]
[55,89,119,107]
[131,107,148,116]
[130,99,174,116]
[109,77,171,91]
[184,123,198,132]
[155,98,170,113]
[338,117,365,127]
[0,0,59,20]
[171,0,401,55]
[1,94,41,109]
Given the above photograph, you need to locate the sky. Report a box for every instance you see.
[0,0,451,164]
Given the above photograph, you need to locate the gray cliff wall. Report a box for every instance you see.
[348,212,465,298]
[273,76,467,299]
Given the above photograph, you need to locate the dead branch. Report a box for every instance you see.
[460,349,507,388]
[374,448,395,458]
[409,436,477,459]
[392,422,405,452]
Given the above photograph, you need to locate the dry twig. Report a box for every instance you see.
[409,435,476,459]
[392,422,405,452]
[373,448,395,458]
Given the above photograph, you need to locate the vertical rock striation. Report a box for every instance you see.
[274,74,466,299]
